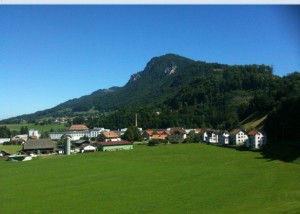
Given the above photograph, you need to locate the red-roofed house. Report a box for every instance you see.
[102,131,121,142]
[98,140,133,151]
[69,124,89,131]
[246,130,266,149]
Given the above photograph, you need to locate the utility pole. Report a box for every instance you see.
[135,113,138,127]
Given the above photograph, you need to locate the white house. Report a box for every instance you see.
[28,129,40,139]
[207,130,218,144]
[217,130,230,145]
[247,130,266,149]
[229,129,248,145]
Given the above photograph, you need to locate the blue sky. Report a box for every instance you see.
[0,5,299,120]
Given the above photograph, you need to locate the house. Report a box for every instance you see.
[247,130,266,149]
[168,128,186,143]
[68,124,89,131]
[98,141,133,151]
[10,135,27,145]
[207,130,218,144]
[28,129,40,139]
[102,131,121,142]
[74,140,90,147]
[217,130,230,145]
[22,139,56,155]
[229,129,248,145]
[143,129,170,140]
[80,144,97,153]
[199,128,211,142]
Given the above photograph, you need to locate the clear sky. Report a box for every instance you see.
[0,5,299,120]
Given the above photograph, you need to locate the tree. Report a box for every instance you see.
[96,134,106,142]
[20,126,28,134]
[0,126,11,138]
[122,126,142,142]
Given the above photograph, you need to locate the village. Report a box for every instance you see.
[0,123,266,161]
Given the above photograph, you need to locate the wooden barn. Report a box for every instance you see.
[22,139,56,155]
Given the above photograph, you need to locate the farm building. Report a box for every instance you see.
[80,144,97,153]
[22,139,56,154]
[98,141,133,152]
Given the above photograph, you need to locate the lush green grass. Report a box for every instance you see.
[0,145,22,154]
[0,144,299,213]
[2,123,67,132]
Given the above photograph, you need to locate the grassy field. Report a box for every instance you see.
[0,144,299,213]
[0,145,22,154]
[2,123,67,132]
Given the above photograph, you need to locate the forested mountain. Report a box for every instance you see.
[1,53,300,145]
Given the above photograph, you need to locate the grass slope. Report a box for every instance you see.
[2,123,66,132]
[0,144,299,213]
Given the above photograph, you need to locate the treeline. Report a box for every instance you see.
[83,69,300,146]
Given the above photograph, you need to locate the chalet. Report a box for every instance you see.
[102,131,121,142]
[143,129,170,140]
[217,130,230,145]
[168,128,186,143]
[98,141,133,151]
[207,130,218,144]
[247,130,266,149]
[199,128,211,142]
[229,129,248,145]
[22,139,56,155]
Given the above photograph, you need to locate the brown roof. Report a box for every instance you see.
[229,129,246,135]
[102,131,120,139]
[248,130,261,136]
[152,134,168,140]
[23,139,56,150]
[98,140,132,146]
[69,124,89,131]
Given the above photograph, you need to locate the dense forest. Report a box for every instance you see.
[1,54,299,145]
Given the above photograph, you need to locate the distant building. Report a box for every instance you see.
[68,124,89,131]
[246,130,266,149]
[98,141,133,151]
[229,129,248,145]
[28,129,40,139]
[23,139,56,155]
[102,131,121,142]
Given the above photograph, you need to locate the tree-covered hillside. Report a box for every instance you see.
[1,53,299,145]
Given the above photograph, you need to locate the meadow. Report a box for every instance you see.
[3,123,67,132]
[0,144,299,213]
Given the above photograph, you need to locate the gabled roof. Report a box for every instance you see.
[151,134,168,140]
[229,129,246,135]
[69,124,89,131]
[102,131,120,139]
[74,140,90,145]
[23,139,56,150]
[248,130,262,136]
[98,140,132,146]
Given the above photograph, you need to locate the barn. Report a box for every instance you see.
[97,141,133,152]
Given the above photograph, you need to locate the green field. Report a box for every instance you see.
[2,123,67,132]
[0,144,299,213]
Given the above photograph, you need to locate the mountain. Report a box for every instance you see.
[2,54,300,145]
[2,53,214,121]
